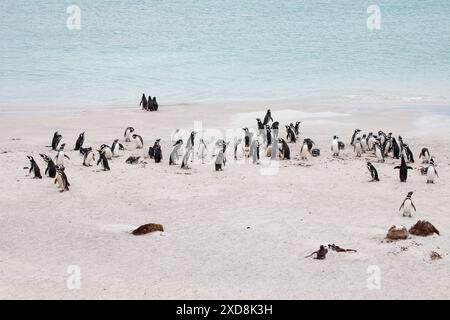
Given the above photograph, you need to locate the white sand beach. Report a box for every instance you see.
[1,101,449,299]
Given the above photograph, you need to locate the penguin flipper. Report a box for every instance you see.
[394,166,400,170]
[411,203,417,211]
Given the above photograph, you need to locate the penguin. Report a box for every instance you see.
[419,148,431,164]
[426,158,439,184]
[132,134,144,149]
[111,139,124,157]
[242,128,252,157]
[331,136,340,156]
[140,93,147,110]
[391,137,400,158]
[300,141,309,160]
[366,162,379,182]
[303,138,315,151]
[233,137,242,160]
[214,141,229,171]
[399,191,416,217]
[394,155,413,182]
[100,144,113,159]
[271,121,279,139]
[51,131,62,151]
[374,142,385,163]
[263,109,273,126]
[398,135,405,154]
[294,121,301,137]
[186,131,197,150]
[256,119,266,145]
[181,148,194,169]
[350,129,361,146]
[152,97,159,111]
[354,137,363,157]
[97,149,110,171]
[124,127,135,142]
[83,149,95,167]
[403,144,415,163]
[278,138,290,160]
[338,141,345,150]
[197,138,208,163]
[79,146,92,157]
[366,132,375,151]
[126,156,141,164]
[74,132,85,151]
[361,134,368,152]
[383,138,392,157]
[286,125,296,143]
[169,139,183,165]
[148,95,155,111]
[39,154,56,178]
[54,143,70,166]
[148,139,160,159]
[54,165,70,192]
[27,156,42,179]
[249,137,260,164]
[378,131,387,146]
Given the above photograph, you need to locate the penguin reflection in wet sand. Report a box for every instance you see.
[394,155,413,182]
[27,156,42,179]
[426,158,439,184]
[97,149,110,171]
[366,162,379,182]
[124,127,135,142]
[169,139,183,165]
[74,132,85,151]
[399,191,416,217]
[55,166,70,192]
[39,154,56,178]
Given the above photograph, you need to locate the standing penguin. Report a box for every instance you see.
[74,132,84,151]
[233,138,243,160]
[266,125,272,148]
[350,129,361,146]
[54,143,70,166]
[214,141,228,171]
[426,158,439,184]
[152,97,159,111]
[124,127,135,142]
[361,134,368,152]
[263,109,273,126]
[140,94,147,110]
[169,139,183,165]
[39,154,56,178]
[97,149,110,171]
[391,137,400,159]
[54,165,70,192]
[374,142,385,163]
[132,134,144,149]
[378,131,387,146]
[331,136,340,157]
[181,148,194,169]
[403,144,415,163]
[197,138,208,163]
[271,121,279,139]
[242,128,252,157]
[300,140,309,160]
[286,125,296,143]
[366,162,379,182]
[186,131,197,150]
[399,191,416,217]
[354,137,363,157]
[51,131,62,151]
[83,149,95,167]
[394,155,413,182]
[27,156,42,179]
[256,119,266,145]
[294,121,301,137]
[303,138,315,151]
[153,140,162,163]
[100,144,113,159]
[366,133,375,152]
[419,148,431,164]
[111,139,124,157]
[278,138,290,160]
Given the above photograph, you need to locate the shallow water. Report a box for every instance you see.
[1,0,450,109]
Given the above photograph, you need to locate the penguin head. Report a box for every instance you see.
[80,132,85,137]
[333,135,338,140]
[242,127,248,132]
[113,139,119,143]
[59,143,66,149]
[407,191,414,197]
[132,134,138,139]
[27,155,33,161]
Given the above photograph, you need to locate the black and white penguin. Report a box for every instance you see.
[140,93,147,110]
[398,135,405,153]
[54,143,70,166]
[391,137,400,159]
[83,149,95,167]
[256,119,266,145]
[27,156,42,179]
[197,138,208,163]
[111,139,124,158]
[242,128,251,157]
[271,121,279,139]
[186,131,197,150]
[366,162,379,182]
[181,148,194,169]
[361,134,368,152]
[426,157,439,184]
[285,125,296,143]
[303,138,315,151]
[378,131,387,146]
[100,144,113,159]
[152,97,159,111]
[263,109,273,126]
[394,155,413,182]
[300,140,309,160]
[169,139,183,165]
[152,139,162,163]
[383,138,392,157]
[214,141,228,171]
[331,136,340,156]
[399,191,416,217]
[366,132,375,152]
[350,129,361,146]
[125,156,140,164]
[266,125,272,148]
[79,146,92,157]
[403,144,415,163]
[148,139,160,159]
[39,154,56,178]
[278,138,290,160]
[294,121,301,137]
[124,127,135,142]
[374,141,385,163]
[338,141,345,150]
[74,132,85,151]
[419,148,431,164]
[97,149,110,171]
[51,131,62,151]
[132,134,144,149]
[54,165,70,192]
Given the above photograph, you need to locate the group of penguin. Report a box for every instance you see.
[139,94,159,112]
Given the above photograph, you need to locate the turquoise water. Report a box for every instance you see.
[1,0,450,109]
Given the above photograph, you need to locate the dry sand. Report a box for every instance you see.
[0,101,449,299]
